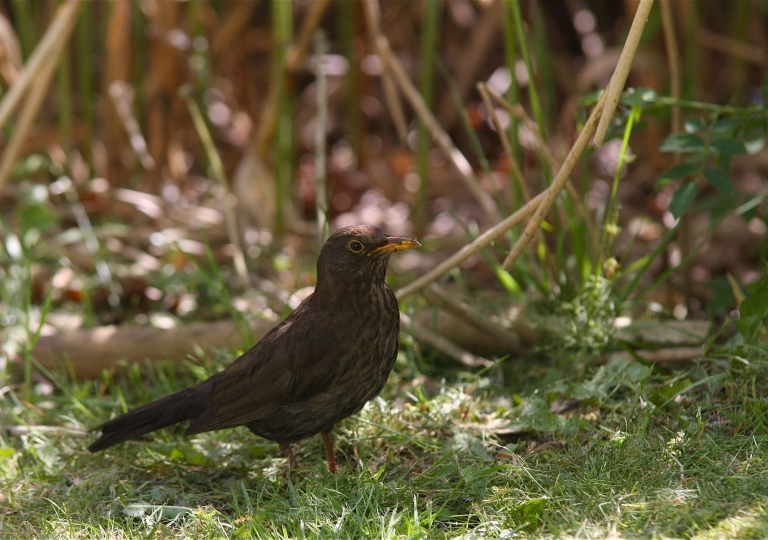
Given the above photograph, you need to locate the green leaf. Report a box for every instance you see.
[684,117,707,133]
[450,433,494,461]
[19,203,59,236]
[744,125,765,155]
[169,445,210,466]
[567,356,651,400]
[659,163,698,182]
[621,87,656,108]
[659,133,705,153]
[702,167,735,195]
[735,271,768,343]
[503,397,583,435]
[511,498,548,526]
[651,379,692,407]
[710,137,747,155]
[668,183,698,218]
[745,136,765,155]
[740,272,768,319]
[712,117,743,133]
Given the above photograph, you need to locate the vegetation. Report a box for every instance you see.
[1,1,767,538]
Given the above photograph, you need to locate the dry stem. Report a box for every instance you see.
[400,313,492,368]
[0,0,82,195]
[501,90,608,270]
[376,36,501,222]
[362,0,408,142]
[593,0,656,147]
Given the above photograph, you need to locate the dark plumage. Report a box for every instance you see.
[89,225,420,472]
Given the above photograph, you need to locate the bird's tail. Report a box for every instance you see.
[89,385,208,452]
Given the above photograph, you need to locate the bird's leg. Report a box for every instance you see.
[321,431,338,474]
[280,443,298,468]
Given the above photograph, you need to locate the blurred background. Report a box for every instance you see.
[6,3,768,535]
[1,0,767,374]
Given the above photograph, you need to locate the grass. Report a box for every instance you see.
[1,3,766,537]
[3,339,768,538]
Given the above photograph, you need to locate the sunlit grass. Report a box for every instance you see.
[2,343,768,538]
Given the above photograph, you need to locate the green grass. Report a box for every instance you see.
[3,343,768,538]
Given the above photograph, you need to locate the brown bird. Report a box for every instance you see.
[89,225,420,473]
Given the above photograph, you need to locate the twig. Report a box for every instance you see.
[0,14,21,84]
[395,190,545,300]
[502,92,607,270]
[502,90,608,270]
[286,0,332,72]
[476,82,527,201]
[394,89,608,299]
[400,313,491,368]
[477,82,557,280]
[593,0,655,147]
[659,0,682,135]
[421,284,524,354]
[108,81,156,170]
[635,347,704,363]
[361,0,408,142]
[483,84,599,255]
[376,36,501,222]
[507,99,586,212]
[6,426,90,437]
[180,86,249,286]
[254,0,331,160]
[660,0,690,305]
[0,41,61,192]
[698,28,765,65]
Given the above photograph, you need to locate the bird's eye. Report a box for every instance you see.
[348,240,365,253]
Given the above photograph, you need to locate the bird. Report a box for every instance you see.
[89,225,420,473]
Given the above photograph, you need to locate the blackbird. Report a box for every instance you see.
[89,225,420,473]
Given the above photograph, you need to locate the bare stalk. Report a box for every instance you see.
[400,313,491,368]
[593,0,655,147]
[502,90,608,270]
[376,36,501,222]
[0,0,82,194]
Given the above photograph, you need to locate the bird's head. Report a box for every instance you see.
[315,225,420,292]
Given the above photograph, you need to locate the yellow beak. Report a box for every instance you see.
[368,237,421,256]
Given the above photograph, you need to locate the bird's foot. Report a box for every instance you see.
[321,431,339,474]
[280,443,299,469]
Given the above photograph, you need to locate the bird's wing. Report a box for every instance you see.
[187,299,346,433]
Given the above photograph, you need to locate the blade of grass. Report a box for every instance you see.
[180,85,249,286]
[273,0,294,233]
[76,0,95,163]
[10,0,35,58]
[415,0,442,228]
[597,100,641,274]
[181,230,254,345]
[339,0,362,159]
[314,31,330,244]
[501,0,521,172]
[504,0,544,133]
